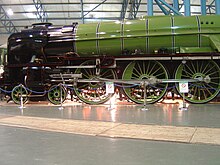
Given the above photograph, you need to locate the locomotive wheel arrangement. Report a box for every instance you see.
[0,15,220,105]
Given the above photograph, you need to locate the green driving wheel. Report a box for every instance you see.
[175,60,220,103]
[122,60,168,104]
[48,84,67,105]
[11,85,28,104]
[74,60,116,104]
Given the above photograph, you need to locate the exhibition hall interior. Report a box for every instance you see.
[0,0,220,164]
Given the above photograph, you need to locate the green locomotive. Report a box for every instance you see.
[2,15,220,104]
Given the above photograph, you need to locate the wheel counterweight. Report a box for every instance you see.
[122,60,168,104]
[175,60,220,103]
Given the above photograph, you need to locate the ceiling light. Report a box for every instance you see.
[25,13,37,19]
[7,8,14,16]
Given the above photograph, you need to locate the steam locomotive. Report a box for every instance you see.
[1,15,220,104]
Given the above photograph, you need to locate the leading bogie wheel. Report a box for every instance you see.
[11,85,28,104]
[47,84,67,105]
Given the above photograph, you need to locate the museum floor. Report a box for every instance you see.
[0,100,219,165]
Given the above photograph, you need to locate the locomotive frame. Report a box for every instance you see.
[3,53,220,105]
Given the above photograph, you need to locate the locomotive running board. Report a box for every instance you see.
[56,66,96,69]
[115,56,220,61]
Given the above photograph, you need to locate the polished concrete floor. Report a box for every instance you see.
[0,100,220,164]
[0,101,219,128]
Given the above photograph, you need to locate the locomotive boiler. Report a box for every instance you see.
[1,15,220,105]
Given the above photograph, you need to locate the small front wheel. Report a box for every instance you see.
[11,85,28,104]
[47,84,67,105]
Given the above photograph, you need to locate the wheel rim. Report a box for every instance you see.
[48,85,67,105]
[11,85,28,104]
[175,60,220,103]
[74,60,116,104]
[122,60,168,104]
